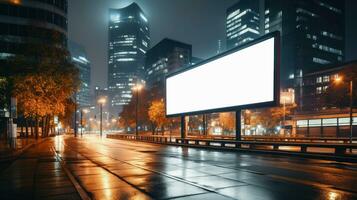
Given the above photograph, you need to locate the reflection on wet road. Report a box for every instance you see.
[1,135,357,200]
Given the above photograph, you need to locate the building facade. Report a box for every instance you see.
[0,0,68,124]
[0,0,68,62]
[107,3,150,114]
[68,41,91,107]
[226,0,264,49]
[265,0,345,86]
[226,0,345,87]
[293,61,357,137]
[145,38,191,94]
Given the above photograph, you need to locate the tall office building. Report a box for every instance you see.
[0,0,68,66]
[68,41,91,107]
[108,3,150,114]
[264,0,345,86]
[145,38,191,92]
[226,0,345,87]
[0,0,67,118]
[226,0,264,49]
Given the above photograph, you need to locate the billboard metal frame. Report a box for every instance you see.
[165,31,280,118]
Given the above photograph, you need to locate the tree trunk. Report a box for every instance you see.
[41,117,45,137]
[31,118,34,137]
[151,123,155,135]
[20,118,24,137]
[46,116,50,136]
[35,117,39,139]
[25,118,29,138]
[43,116,48,137]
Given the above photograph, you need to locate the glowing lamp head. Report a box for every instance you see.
[110,13,120,22]
[334,76,342,83]
[98,98,106,105]
[132,84,143,91]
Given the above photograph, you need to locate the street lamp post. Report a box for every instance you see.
[80,108,89,137]
[89,118,93,134]
[349,80,353,147]
[98,98,106,137]
[283,97,286,135]
[133,84,143,137]
[334,76,354,150]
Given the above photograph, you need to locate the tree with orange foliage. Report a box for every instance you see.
[10,34,79,138]
[219,112,235,134]
[148,99,168,135]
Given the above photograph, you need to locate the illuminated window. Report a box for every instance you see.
[140,13,148,22]
[323,86,328,92]
[142,40,148,47]
[316,87,322,94]
[110,14,120,22]
[338,118,350,126]
[323,76,330,82]
[313,57,330,65]
[117,58,135,62]
[322,118,337,126]
[309,119,321,127]
[316,77,322,83]
[297,120,308,127]
[227,9,240,19]
[333,74,339,80]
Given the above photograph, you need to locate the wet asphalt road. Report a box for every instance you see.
[1,135,357,200]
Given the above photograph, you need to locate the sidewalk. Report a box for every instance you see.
[0,137,81,200]
[0,138,41,161]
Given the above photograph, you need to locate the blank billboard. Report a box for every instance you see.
[166,34,278,116]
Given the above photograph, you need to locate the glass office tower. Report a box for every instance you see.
[68,41,91,107]
[265,0,345,85]
[108,3,150,114]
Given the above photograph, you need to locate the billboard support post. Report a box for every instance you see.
[180,116,185,139]
[235,110,241,141]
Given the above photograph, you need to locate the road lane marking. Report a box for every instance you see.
[51,147,92,200]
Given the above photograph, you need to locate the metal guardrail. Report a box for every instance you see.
[113,134,356,143]
[107,134,357,157]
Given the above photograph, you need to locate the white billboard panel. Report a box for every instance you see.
[166,35,278,116]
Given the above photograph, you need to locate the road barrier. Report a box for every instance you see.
[107,134,357,158]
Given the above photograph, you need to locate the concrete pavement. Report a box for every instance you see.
[1,135,357,199]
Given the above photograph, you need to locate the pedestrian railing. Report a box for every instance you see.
[106,134,357,157]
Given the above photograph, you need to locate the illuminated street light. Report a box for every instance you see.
[98,97,106,137]
[334,75,354,150]
[280,89,294,135]
[334,75,342,83]
[132,83,144,137]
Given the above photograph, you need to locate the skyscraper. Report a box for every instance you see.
[108,3,150,114]
[0,0,68,116]
[264,0,345,86]
[68,41,91,107]
[0,0,68,67]
[226,0,345,87]
[145,38,191,98]
[226,0,264,49]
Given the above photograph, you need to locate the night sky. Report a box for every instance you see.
[68,0,357,91]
